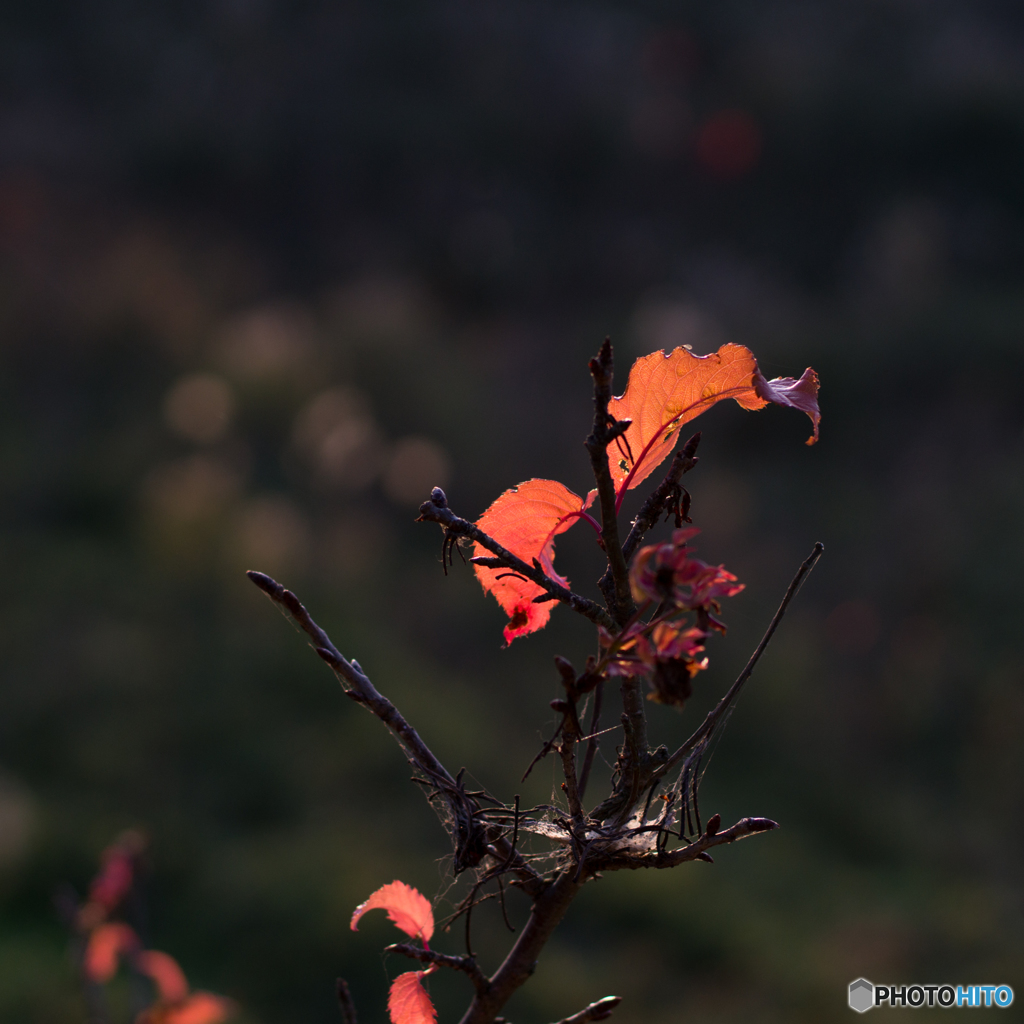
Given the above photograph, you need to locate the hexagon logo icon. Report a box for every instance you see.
[849,978,874,1013]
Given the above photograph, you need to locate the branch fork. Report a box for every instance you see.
[248,339,823,1024]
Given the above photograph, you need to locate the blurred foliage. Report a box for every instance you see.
[1,0,1023,1021]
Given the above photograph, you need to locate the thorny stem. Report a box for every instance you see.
[585,341,650,828]
[415,490,616,632]
[585,339,635,628]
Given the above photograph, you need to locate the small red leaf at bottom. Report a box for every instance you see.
[388,971,437,1024]
[135,949,190,1003]
[163,992,236,1024]
[350,880,435,942]
[83,922,139,982]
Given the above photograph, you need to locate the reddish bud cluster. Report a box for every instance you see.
[599,529,745,706]
[630,527,744,613]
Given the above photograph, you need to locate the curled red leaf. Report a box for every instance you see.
[608,343,820,497]
[388,971,437,1024]
[136,949,190,1003]
[350,880,434,943]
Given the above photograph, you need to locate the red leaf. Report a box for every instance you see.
[388,971,437,1024]
[136,949,190,1003]
[163,992,235,1024]
[88,848,134,911]
[350,880,434,942]
[608,343,820,495]
[473,479,594,642]
[83,922,138,982]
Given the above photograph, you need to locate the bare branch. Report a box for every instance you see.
[581,342,651,798]
[653,542,824,787]
[416,489,616,632]
[553,995,623,1023]
[335,978,358,1024]
[248,571,456,786]
[386,944,489,995]
[458,871,585,1024]
[585,339,634,627]
[247,570,547,895]
[595,816,778,872]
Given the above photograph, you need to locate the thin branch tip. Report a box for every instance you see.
[554,995,623,1024]
[246,569,279,596]
[335,978,358,1024]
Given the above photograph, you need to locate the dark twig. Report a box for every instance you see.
[497,873,514,932]
[553,995,623,1023]
[576,680,603,802]
[581,342,650,810]
[458,871,585,1024]
[417,489,616,631]
[498,796,521,875]
[559,732,585,831]
[247,570,545,892]
[386,945,489,995]
[585,339,635,627]
[335,978,358,1024]
[652,542,825,788]
[521,720,567,783]
[594,816,778,872]
[619,432,701,564]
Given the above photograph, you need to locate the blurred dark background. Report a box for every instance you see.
[1,1,1023,1021]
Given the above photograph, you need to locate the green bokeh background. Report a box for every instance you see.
[1,2,1023,1021]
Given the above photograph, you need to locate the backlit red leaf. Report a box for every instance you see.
[388,971,437,1024]
[83,922,138,982]
[350,880,434,942]
[136,949,190,1003]
[138,993,236,1024]
[473,479,594,643]
[608,343,820,495]
[163,992,235,1024]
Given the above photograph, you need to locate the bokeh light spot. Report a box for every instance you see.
[826,600,881,654]
[382,437,451,506]
[695,110,762,179]
[163,373,235,444]
[234,496,310,577]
